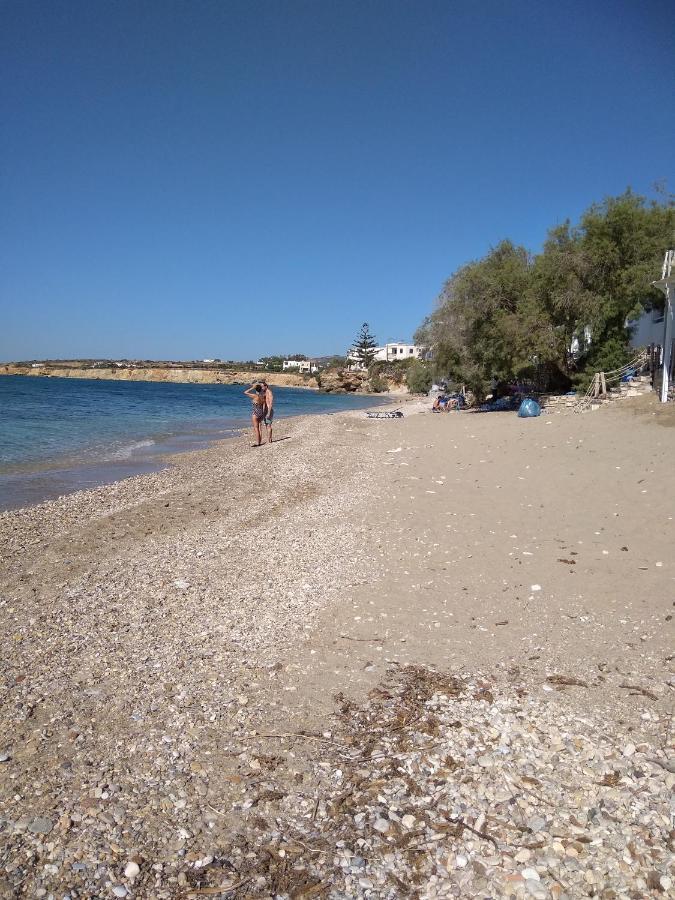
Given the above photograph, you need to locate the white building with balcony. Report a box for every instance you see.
[347,342,422,369]
[377,342,422,362]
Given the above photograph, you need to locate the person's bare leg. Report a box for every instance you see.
[252,415,262,446]
[266,422,273,444]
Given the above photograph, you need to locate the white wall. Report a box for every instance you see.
[384,343,421,360]
[629,309,665,348]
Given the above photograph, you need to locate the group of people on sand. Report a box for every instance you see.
[244,380,274,447]
[432,393,462,412]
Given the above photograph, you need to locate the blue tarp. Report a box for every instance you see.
[478,395,521,412]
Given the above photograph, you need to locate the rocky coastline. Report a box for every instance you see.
[0,364,319,390]
[0,364,406,395]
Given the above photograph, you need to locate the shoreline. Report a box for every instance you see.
[1,398,672,897]
[0,388,395,514]
[0,423,246,515]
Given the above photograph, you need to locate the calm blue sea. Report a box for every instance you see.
[0,375,381,511]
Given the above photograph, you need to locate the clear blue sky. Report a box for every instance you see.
[2,0,673,362]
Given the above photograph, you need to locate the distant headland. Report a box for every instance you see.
[0,359,399,393]
[0,359,319,389]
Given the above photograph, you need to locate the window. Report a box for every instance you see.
[409,348,414,354]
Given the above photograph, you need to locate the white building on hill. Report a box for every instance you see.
[283,358,318,373]
[347,342,422,369]
[377,342,422,362]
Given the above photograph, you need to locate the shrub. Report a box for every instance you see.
[368,358,415,386]
[369,371,387,393]
[406,361,433,394]
[573,336,632,391]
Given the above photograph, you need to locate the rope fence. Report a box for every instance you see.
[573,349,649,413]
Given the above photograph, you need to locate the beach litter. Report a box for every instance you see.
[518,397,541,417]
[478,395,520,412]
[366,409,403,419]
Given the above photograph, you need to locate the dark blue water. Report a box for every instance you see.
[0,376,381,511]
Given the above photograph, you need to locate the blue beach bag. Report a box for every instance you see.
[518,398,541,418]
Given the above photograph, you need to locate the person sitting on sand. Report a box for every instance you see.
[244,383,266,446]
[432,394,448,412]
[260,379,274,443]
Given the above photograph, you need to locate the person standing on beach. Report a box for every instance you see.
[244,383,266,447]
[261,379,274,443]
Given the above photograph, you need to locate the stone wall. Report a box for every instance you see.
[539,375,653,413]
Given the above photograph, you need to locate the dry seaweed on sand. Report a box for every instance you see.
[546,673,589,688]
[212,664,674,898]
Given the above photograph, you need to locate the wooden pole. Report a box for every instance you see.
[600,372,607,397]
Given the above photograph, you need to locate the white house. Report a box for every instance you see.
[569,326,592,358]
[629,307,666,349]
[283,358,318,373]
[347,342,422,369]
[377,342,422,362]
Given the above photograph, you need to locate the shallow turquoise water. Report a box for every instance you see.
[0,375,381,510]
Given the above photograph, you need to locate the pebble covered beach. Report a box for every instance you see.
[0,396,673,898]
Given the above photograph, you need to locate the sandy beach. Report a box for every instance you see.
[1,397,673,898]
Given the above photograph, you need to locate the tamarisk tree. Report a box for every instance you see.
[415,189,675,398]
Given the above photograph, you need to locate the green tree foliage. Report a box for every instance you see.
[353,323,378,367]
[405,360,433,394]
[368,357,416,386]
[416,190,674,398]
[368,370,386,393]
[259,355,284,370]
[571,191,673,376]
[416,241,537,397]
